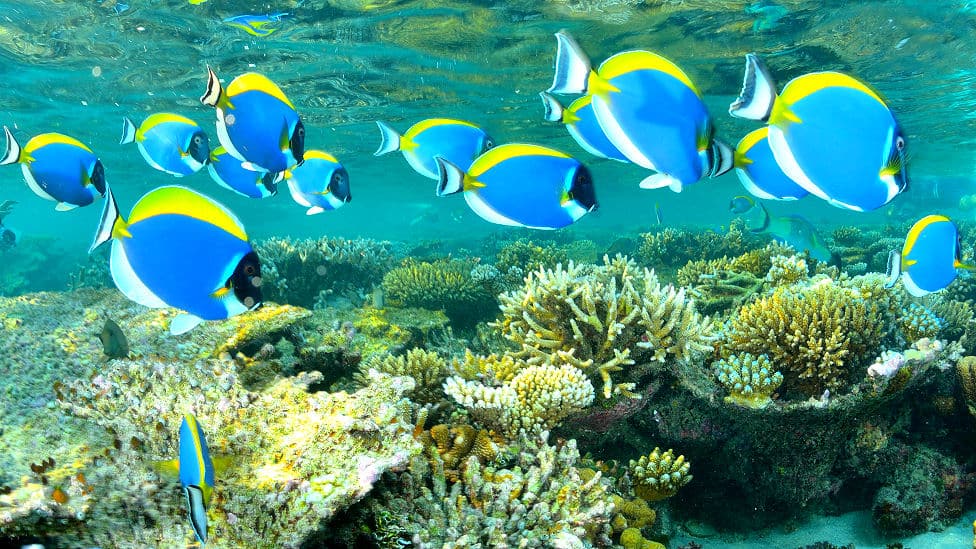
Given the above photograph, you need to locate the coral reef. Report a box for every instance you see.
[628,447,692,502]
[721,276,890,398]
[956,355,976,417]
[444,355,595,439]
[896,302,943,343]
[369,433,615,547]
[635,222,754,277]
[253,236,399,309]
[766,254,808,287]
[713,353,783,409]
[494,255,714,400]
[494,238,568,274]
[0,289,423,547]
[382,258,495,328]
[415,421,500,483]
[354,348,449,405]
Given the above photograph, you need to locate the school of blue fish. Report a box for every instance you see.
[4,29,969,545]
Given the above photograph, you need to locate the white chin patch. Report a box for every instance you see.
[110,241,169,309]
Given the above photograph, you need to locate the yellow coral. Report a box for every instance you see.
[355,348,448,405]
[619,527,665,549]
[494,255,714,400]
[723,277,886,397]
[629,447,692,502]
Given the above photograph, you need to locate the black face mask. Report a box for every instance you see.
[329,168,351,203]
[188,133,210,165]
[229,251,263,310]
[568,165,597,211]
[290,120,306,166]
[90,160,107,196]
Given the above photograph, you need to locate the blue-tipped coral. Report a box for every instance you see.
[714,352,783,409]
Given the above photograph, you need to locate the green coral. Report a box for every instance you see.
[494,238,568,274]
[369,433,615,547]
[382,258,495,328]
[628,447,692,502]
[714,352,783,409]
[494,255,715,400]
[253,236,398,308]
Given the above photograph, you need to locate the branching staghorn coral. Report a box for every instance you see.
[628,447,692,502]
[370,433,615,548]
[766,254,809,287]
[722,276,890,398]
[713,353,783,409]
[897,302,943,344]
[494,255,715,400]
[443,357,595,439]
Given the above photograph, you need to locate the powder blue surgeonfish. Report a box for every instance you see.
[223,12,289,37]
[729,54,908,212]
[734,127,809,201]
[539,92,627,163]
[885,215,972,297]
[208,146,278,199]
[162,414,216,546]
[200,67,306,176]
[0,127,106,211]
[120,113,210,177]
[548,32,733,192]
[435,143,597,230]
[282,150,351,215]
[89,185,263,335]
[374,118,493,180]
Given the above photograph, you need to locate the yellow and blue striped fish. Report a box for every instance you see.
[120,113,210,177]
[886,215,971,297]
[179,414,215,545]
[374,118,493,180]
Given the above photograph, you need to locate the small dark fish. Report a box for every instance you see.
[99,318,129,359]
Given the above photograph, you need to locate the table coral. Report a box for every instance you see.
[628,447,692,502]
[713,352,783,409]
[494,255,715,400]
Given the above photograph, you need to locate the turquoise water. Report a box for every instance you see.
[4,0,975,250]
[4,1,976,548]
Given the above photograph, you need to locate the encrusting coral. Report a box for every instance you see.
[494,255,715,400]
[713,352,783,409]
[722,276,889,398]
[369,432,615,547]
[628,447,692,502]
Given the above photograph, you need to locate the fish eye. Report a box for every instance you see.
[895,136,905,151]
[245,265,256,275]
[193,136,203,145]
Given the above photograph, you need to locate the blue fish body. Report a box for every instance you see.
[122,114,210,177]
[90,185,263,334]
[284,150,351,215]
[768,74,906,211]
[436,143,597,230]
[566,96,627,162]
[547,34,732,192]
[208,146,276,198]
[1,130,105,210]
[731,57,907,211]
[178,414,215,545]
[900,215,965,296]
[201,70,305,176]
[375,119,492,180]
[734,127,809,201]
[593,56,712,185]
